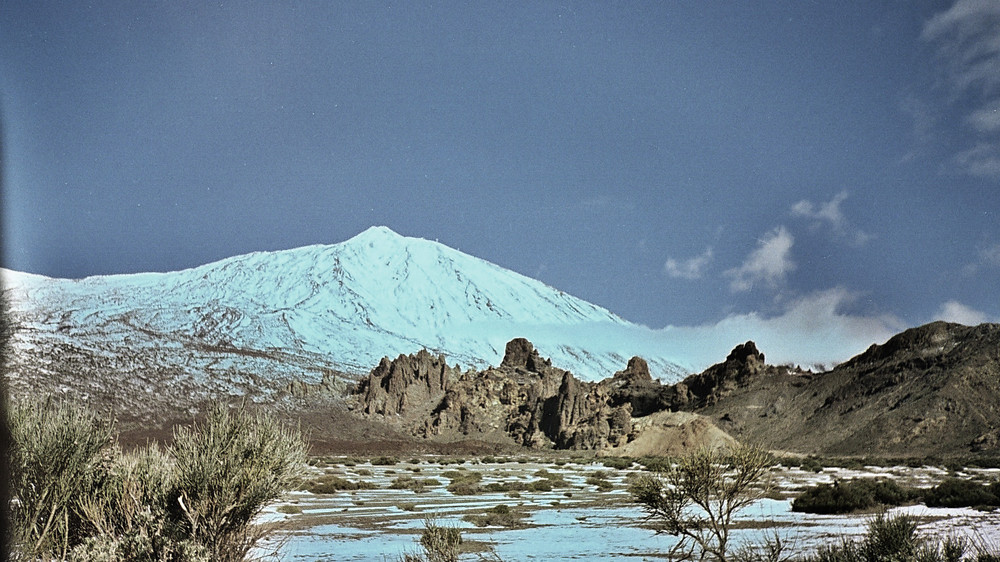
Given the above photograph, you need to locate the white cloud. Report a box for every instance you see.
[962,242,1000,275]
[967,100,1000,133]
[935,300,990,325]
[791,191,872,245]
[954,143,1000,177]
[664,247,713,280]
[923,0,1000,96]
[725,226,795,292]
[923,0,1000,177]
[791,191,847,227]
[982,243,1000,267]
[639,287,904,372]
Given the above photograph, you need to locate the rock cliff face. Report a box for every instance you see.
[671,341,791,409]
[689,322,1000,457]
[352,338,635,450]
[353,349,460,417]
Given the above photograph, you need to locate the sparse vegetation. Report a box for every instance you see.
[8,399,307,562]
[444,470,483,495]
[796,511,993,562]
[600,457,633,470]
[304,474,378,493]
[792,479,918,514]
[924,478,1000,509]
[389,476,441,493]
[463,504,527,528]
[629,444,773,562]
[586,471,615,492]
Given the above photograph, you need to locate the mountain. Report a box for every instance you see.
[684,322,1000,457]
[2,227,693,423]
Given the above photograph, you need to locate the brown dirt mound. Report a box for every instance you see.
[605,411,737,457]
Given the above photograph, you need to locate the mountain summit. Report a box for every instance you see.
[3,227,692,420]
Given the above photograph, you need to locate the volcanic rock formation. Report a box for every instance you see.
[353,338,643,450]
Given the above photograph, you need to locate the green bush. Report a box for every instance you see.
[462,504,526,528]
[167,403,308,561]
[444,471,482,495]
[924,478,1000,508]
[9,399,114,559]
[305,475,378,493]
[8,399,308,562]
[792,479,917,514]
[800,512,969,562]
[600,457,632,470]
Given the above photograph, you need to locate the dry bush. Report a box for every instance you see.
[8,399,307,562]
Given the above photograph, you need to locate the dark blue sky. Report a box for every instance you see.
[2,1,998,336]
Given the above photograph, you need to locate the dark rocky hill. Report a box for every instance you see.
[689,322,1000,457]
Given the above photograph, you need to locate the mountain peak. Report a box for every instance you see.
[347,226,407,245]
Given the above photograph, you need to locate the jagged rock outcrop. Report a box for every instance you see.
[606,356,677,416]
[499,337,552,371]
[283,370,348,399]
[353,339,638,450]
[353,349,460,417]
[671,341,784,408]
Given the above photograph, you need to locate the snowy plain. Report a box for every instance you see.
[255,459,1000,561]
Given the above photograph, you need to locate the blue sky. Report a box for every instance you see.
[2,1,998,359]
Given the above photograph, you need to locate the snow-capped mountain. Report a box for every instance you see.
[2,227,695,418]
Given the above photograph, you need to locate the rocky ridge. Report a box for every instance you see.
[352,338,697,451]
[351,322,1000,458]
[690,322,1000,457]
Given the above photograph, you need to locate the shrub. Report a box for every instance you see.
[586,471,615,492]
[305,475,378,493]
[629,444,773,562]
[792,479,917,514]
[799,457,824,473]
[527,479,553,492]
[444,471,482,495]
[400,519,463,562]
[166,403,308,561]
[389,476,440,493]
[9,400,307,562]
[74,444,181,560]
[924,478,1000,508]
[463,504,526,528]
[637,456,672,472]
[9,399,114,559]
[601,457,633,470]
[800,512,970,562]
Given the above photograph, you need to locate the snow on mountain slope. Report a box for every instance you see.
[2,227,695,413]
